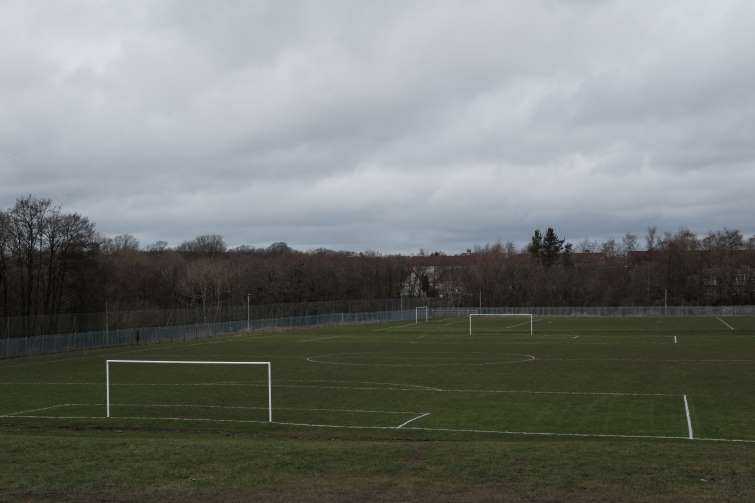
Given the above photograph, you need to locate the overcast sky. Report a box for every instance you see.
[1,1,754,253]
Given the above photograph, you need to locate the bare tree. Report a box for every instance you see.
[645,227,658,251]
[702,228,744,251]
[8,196,53,316]
[576,239,598,253]
[146,241,169,253]
[0,211,9,316]
[622,233,638,253]
[178,234,227,256]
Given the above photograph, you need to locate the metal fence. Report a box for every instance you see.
[431,305,755,317]
[0,297,430,340]
[0,308,417,359]
[2,304,754,360]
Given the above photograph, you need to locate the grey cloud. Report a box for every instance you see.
[1,0,754,253]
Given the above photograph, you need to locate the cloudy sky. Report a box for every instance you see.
[1,1,754,253]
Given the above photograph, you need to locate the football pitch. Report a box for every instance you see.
[2,315,755,501]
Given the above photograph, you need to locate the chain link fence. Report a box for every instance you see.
[2,303,753,359]
[431,305,755,317]
[0,297,432,340]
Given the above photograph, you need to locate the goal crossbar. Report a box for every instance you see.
[105,360,272,422]
[468,313,533,337]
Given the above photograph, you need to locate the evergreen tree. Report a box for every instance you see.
[541,227,564,267]
[528,229,543,258]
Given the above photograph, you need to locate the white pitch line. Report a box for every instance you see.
[0,403,84,417]
[33,402,424,416]
[674,336,677,344]
[396,412,431,429]
[715,317,735,331]
[296,335,343,343]
[373,322,419,332]
[7,414,755,444]
[539,358,755,363]
[683,394,694,440]
[0,381,672,396]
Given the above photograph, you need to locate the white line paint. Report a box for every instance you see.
[469,313,535,337]
[372,322,418,332]
[539,358,755,363]
[296,335,343,343]
[674,336,677,344]
[715,317,735,331]
[305,352,536,367]
[5,414,755,444]
[396,412,430,429]
[291,379,443,391]
[0,381,672,396]
[31,402,424,416]
[0,403,75,417]
[683,394,694,439]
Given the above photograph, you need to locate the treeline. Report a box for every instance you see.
[448,227,755,307]
[1,196,754,325]
[0,196,409,322]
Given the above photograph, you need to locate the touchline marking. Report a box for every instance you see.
[683,394,694,440]
[674,336,678,344]
[396,412,431,429]
[715,317,735,331]
[4,414,755,444]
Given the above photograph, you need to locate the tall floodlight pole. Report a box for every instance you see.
[247,293,252,331]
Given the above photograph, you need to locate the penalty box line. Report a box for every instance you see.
[4,413,755,445]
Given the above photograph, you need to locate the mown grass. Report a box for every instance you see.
[1,315,754,501]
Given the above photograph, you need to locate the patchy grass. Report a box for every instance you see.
[2,315,755,501]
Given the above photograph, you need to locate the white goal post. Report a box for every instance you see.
[468,313,533,337]
[415,306,429,323]
[105,360,272,422]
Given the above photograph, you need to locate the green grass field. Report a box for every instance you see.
[2,315,755,502]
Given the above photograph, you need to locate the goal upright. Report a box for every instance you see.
[468,313,534,337]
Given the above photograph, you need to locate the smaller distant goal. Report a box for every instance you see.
[468,313,534,337]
